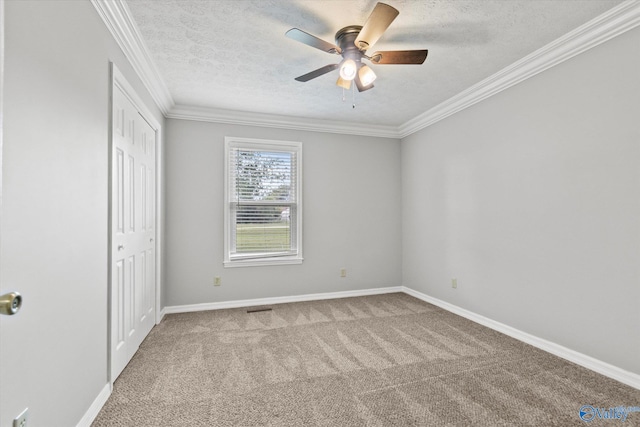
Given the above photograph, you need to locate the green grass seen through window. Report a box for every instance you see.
[236,222,291,253]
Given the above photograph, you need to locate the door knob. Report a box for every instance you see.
[118,244,124,251]
[0,292,22,315]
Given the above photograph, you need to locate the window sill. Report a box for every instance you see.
[224,256,304,268]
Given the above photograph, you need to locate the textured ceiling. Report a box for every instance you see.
[125,0,623,127]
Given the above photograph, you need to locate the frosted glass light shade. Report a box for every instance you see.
[359,65,377,86]
[336,76,352,89]
[339,59,357,81]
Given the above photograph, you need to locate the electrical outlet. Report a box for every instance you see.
[340,268,347,278]
[14,408,28,427]
[214,277,221,286]
[451,278,457,289]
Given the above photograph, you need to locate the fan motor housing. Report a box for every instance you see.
[335,25,364,61]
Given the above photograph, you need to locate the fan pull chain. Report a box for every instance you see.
[352,82,356,109]
[340,84,356,109]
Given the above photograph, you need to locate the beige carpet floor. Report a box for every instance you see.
[92,293,640,426]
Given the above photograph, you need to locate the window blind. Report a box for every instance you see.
[228,146,298,259]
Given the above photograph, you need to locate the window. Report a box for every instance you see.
[224,137,302,267]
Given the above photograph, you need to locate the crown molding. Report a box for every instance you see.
[167,105,401,138]
[398,0,640,138]
[91,0,174,115]
[93,0,639,139]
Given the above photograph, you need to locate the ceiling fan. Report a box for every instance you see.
[285,2,428,92]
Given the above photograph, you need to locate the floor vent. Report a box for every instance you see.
[246,307,273,313]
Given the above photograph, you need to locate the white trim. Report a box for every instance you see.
[224,137,303,267]
[91,0,174,115]
[168,105,400,139]
[80,285,638,422]
[112,62,163,130]
[75,383,111,427]
[398,0,640,137]
[154,101,165,326]
[163,286,403,314]
[111,64,164,327]
[224,257,304,268]
[402,286,640,391]
[109,63,164,382]
[93,1,640,138]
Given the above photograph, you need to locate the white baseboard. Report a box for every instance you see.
[76,383,111,427]
[402,286,640,391]
[163,286,403,315]
[83,285,638,425]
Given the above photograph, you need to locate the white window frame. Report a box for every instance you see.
[224,137,303,267]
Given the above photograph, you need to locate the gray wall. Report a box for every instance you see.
[1,1,163,426]
[3,2,637,426]
[401,26,640,375]
[164,119,402,306]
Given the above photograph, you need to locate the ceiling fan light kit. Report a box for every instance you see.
[285,2,428,102]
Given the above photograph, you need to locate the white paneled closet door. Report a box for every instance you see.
[111,84,156,380]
